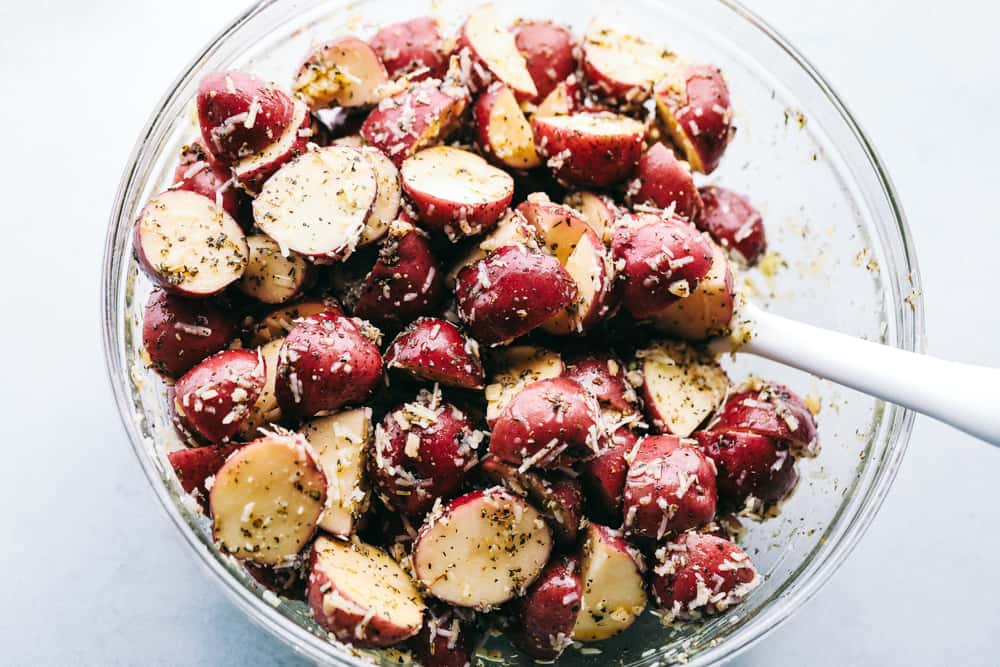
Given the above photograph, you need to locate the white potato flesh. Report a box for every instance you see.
[233,101,309,182]
[238,338,284,440]
[485,346,563,423]
[294,37,389,109]
[210,434,326,565]
[583,23,674,93]
[359,147,401,246]
[463,4,537,98]
[412,487,552,607]
[484,86,540,168]
[639,340,729,437]
[302,408,372,537]
[563,191,617,244]
[254,145,378,259]
[650,243,734,340]
[238,234,310,304]
[536,112,644,137]
[136,190,248,295]
[572,525,647,641]
[445,210,535,287]
[401,146,513,208]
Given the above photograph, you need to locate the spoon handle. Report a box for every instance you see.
[711,303,1000,446]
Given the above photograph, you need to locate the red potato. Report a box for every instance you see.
[572,524,647,641]
[400,146,514,240]
[532,112,644,187]
[511,20,576,102]
[445,208,536,288]
[254,145,378,261]
[623,435,718,541]
[580,24,674,106]
[231,99,312,191]
[457,4,537,100]
[371,391,483,516]
[275,312,383,418]
[173,349,267,444]
[516,196,616,334]
[371,17,448,81]
[307,535,425,647]
[302,408,372,537]
[210,433,327,565]
[473,84,541,170]
[361,77,468,166]
[611,212,714,319]
[454,245,576,346]
[509,556,582,660]
[649,242,734,340]
[293,37,390,110]
[411,486,553,607]
[489,376,605,470]
[562,352,639,418]
[197,70,297,164]
[627,143,703,221]
[171,142,243,221]
[638,340,729,437]
[562,190,624,245]
[697,186,767,266]
[358,146,402,246]
[141,289,238,378]
[484,346,563,424]
[247,298,342,346]
[237,234,311,305]
[168,442,242,508]
[654,63,734,174]
[650,532,759,622]
[709,380,819,456]
[237,337,284,440]
[385,318,485,390]
[352,220,443,330]
[694,430,798,508]
[533,75,584,117]
[134,190,249,297]
[410,605,479,667]
[580,440,629,521]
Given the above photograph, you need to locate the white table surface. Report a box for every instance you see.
[1,0,997,664]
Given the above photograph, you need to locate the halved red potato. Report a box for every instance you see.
[401,146,514,240]
[454,245,576,346]
[562,190,623,245]
[412,486,552,607]
[237,234,311,304]
[638,340,729,437]
[649,242,735,340]
[358,146,402,246]
[171,141,243,221]
[371,17,448,81]
[197,70,297,164]
[294,37,390,110]
[572,523,647,641]
[697,186,767,266]
[457,4,537,100]
[490,376,605,470]
[509,556,582,660]
[709,379,819,456]
[142,289,238,377]
[173,349,267,444]
[445,208,536,288]
[533,75,584,117]
[654,63,734,174]
[511,19,576,102]
[410,604,479,667]
[580,440,629,522]
[650,532,759,622]
[562,352,640,418]
[247,298,342,346]
[210,432,327,564]
[611,212,714,319]
[275,312,383,418]
[516,196,616,334]
[134,190,249,297]
[694,430,797,509]
[580,23,674,106]
[385,318,485,390]
[624,435,718,540]
[473,84,541,170]
[237,337,284,440]
[361,78,468,166]
[371,391,482,516]
[302,408,372,536]
[168,442,242,508]
[231,100,312,191]
[307,535,425,647]
[627,143,703,221]
[484,346,563,424]
[532,112,644,187]
[254,145,377,261]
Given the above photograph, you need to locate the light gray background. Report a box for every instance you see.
[1,0,997,664]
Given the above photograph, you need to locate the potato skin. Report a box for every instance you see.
[385,318,485,389]
[142,289,238,378]
[580,439,630,522]
[562,352,639,417]
[172,142,244,222]
[409,605,479,667]
[168,443,242,508]
[509,556,582,660]
[371,17,447,80]
[697,186,767,266]
[511,20,576,102]
[694,430,798,508]
[654,64,733,174]
[275,312,383,418]
[247,298,343,346]
[710,382,818,455]
[627,143,703,221]
[173,349,267,443]
[532,112,644,187]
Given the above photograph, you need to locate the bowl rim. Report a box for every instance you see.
[101,0,925,664]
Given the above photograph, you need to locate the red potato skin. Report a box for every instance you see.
[233,105,312,192]
[410,605,479,667]
[710,383,818,453]
[694,430,798,507]
[173,349,267,444]
[562,352,638,417]
[628,143,703,221]
[385,318,485,389]
[371,17,447,80]
[168,443,242,508]
[511,20,576,102]
[197,70,297,164]
[611,213,714,319]
[402,173,513,239]
[247,298,343,346]
[361,80,468,166]
[509,556,582,660]
[655,64,733,174]
[275,312,383,418]
[697,186,767,266]
[489,377,604,470]
[650,532,757,615]
[454,245,577,346]
[581,439,630,522]
[624,435,718,540]
[172,142,244,222]
[472,84,540,170]
[532,113,644,187]
[142,289,238,378]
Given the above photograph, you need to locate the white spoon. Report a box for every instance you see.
[709,301,1000,446]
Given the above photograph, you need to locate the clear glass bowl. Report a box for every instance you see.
[101,0,925,664]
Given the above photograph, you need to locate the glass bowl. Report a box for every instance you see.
[101,0,925,664]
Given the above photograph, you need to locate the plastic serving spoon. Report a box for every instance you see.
[709,301,1000,446]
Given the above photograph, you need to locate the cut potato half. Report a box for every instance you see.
[302,408,372,537]
[238,234,310,304]
[238,337,284,440]
[358,147,401,246]
[459,4,537,100]
[233,100,310,189]
[294,37,390,110]
[650,243,735,340]
[572,524,647,641]
[581,23,674,103]
[485,346,563,424]
[639,340,729,437]
[474,84,540,169]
